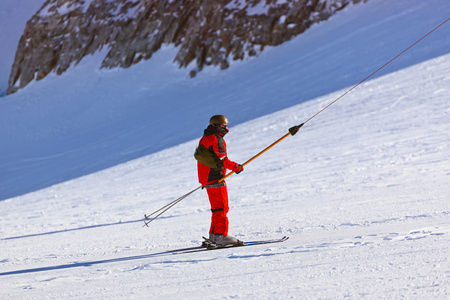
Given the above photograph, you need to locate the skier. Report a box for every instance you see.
[195,115,244,246]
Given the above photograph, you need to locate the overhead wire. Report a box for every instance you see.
[143,17,450,227]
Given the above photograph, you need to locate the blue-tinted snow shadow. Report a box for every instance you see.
[0,246,298,276]
[2,212,187,241]
[0,252,213,276]
[2,218,145,241]
[1,3,449,201]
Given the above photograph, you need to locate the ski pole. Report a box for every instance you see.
[219,123,304,183]
[143,185,203,227]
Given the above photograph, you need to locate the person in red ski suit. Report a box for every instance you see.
[197,115,244,246]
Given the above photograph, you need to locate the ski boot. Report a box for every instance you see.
[209,234,244,247]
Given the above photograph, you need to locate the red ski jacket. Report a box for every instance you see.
[197,125,241,185]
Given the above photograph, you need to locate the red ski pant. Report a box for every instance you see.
[206,184,229,236]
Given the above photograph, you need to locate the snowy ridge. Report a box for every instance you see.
[7,0,358,94]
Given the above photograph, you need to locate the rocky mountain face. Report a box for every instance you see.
[7,0,368,94]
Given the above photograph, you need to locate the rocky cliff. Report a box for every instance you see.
[7,0,368,94]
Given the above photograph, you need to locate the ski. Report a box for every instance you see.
[169,236,289,255]
[164,237,215,254]
[165,245,204,253]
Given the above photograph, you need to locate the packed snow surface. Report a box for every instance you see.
[1,0,450,299]
[1,0,450,200]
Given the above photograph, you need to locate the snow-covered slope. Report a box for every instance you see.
[1,0,450,200]
[1,51,449,299]
[0,0,450,298]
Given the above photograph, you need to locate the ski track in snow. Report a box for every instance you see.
[1,0,450,299]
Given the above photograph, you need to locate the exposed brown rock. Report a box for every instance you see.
[7,0,368,94]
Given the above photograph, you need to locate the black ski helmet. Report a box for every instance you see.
[209,115,229,126]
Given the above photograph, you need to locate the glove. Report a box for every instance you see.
[234,164,244,174]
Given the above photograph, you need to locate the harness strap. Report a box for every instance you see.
[203,182,225,189]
